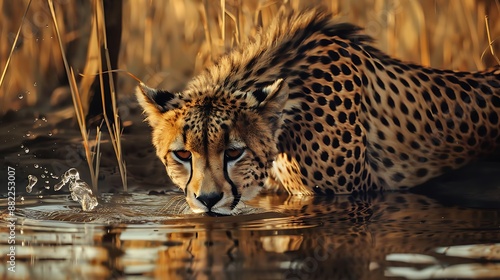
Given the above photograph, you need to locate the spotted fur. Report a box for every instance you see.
[137,8,500,215]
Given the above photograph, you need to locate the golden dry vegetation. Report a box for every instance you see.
[1,0,499,114]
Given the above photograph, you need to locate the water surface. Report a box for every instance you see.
[1,191,499,280]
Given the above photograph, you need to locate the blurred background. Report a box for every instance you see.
[0,0,499,193]
[2,0,499,115]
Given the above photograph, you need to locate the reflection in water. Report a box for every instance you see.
[0,192,499,279]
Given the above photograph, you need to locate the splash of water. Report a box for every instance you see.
[26,175,38,193]
[27,168,98,211]
[54,168,98,211]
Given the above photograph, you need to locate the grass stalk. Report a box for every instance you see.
[94,0,128,192]
[485,15,500,65]
[220,0,225,44]
[200,1,213,61]
[92,126,102,189]
[48,0,101,191]
[0,0,32,90]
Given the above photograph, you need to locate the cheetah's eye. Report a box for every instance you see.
[173,150,192,162]
[224,148,245,161]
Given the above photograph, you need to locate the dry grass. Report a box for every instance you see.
[92,0,127,192]
[47,0,127,191]
[1,0,499,191]
[0,0,31,92]
[47,0,101,191]
[2,1,499,114]
[485,15,500,65]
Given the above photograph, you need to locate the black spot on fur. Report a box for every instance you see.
[492,95,500,108]
[389,83,399,94]
[325,114,335,126]
[342,131,352,143]
[330,65,341,75]
[333,82,342,92]
[417,72,430,81]
[335,156,345,166]
[351,54,362,65]
[382,158,394,168]
[416,168,428,177]
[341,64,352,75]
[410,76,421,87]
[328,50,340,61]
[489,112,499,125]
[339,48,350,57]
[431,85,442,98]
[344,80,354,91]
[326,167,335,176]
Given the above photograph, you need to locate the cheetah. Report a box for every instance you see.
[137,8,500,215]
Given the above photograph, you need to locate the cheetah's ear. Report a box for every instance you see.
[136,83,186,127]
[250,79,287,112]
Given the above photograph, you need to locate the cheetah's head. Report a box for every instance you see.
[136,79,286,215]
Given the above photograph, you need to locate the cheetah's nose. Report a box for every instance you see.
[195,192,223,210]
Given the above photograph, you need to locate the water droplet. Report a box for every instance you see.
[26,132,31,137]
[45,24,48,28]
[26,175,38,193]
[20,144,24,149]
[41,117,47,122]
[44,186,50,189]
[20,197,25,201]
[33,82,37,87]
[48,132,53,136]
[18,94,24,99]
[45,181,49,184]
[26,90,31,95]
[34,164,39,168]
[24,147,29,153]
[41,174,46,179]
[44,170,48,174]
[54,181,64,191]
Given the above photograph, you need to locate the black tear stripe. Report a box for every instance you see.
[184,158,193,197]
[223,155,241,210]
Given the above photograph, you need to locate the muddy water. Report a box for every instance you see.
[1,191,499,280]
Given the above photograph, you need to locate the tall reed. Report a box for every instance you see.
[47,0,101,191]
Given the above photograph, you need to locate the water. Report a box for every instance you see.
[52,168,98,211]
[26,168,98,211]
[1,192,499,280]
